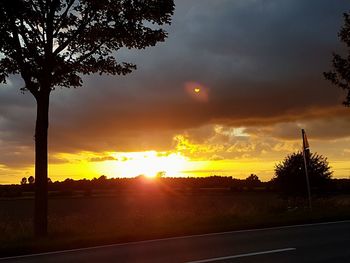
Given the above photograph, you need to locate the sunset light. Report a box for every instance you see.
[1,1,350,184]
[3,0,350,258]
[45,151,192,180]
[112,151,189,178]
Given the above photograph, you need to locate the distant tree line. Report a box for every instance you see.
[0,174,349,198]
[13,174,268,194]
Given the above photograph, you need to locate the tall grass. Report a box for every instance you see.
[0,192,349,256]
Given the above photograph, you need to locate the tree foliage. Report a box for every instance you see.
[21,177,27,185]
[0,0,174,92]
[0,0,174,236]
[28,175,35,184]
[274,152,332,196]
[324,12,350,106]
[245,174,261,189]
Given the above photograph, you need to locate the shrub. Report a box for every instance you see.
[274,152,332,196]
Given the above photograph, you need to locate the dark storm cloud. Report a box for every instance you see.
[244,107,350,141]
[1,0,350,168]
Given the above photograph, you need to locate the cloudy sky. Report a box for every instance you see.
[1,0,350,183]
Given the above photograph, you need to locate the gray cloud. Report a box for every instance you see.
[1,0,350,169]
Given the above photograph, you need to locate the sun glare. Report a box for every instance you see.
[109,151,189,178]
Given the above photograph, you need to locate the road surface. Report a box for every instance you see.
[1,220,350,263]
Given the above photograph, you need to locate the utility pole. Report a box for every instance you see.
[301,129,312,210]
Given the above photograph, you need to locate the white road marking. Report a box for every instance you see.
[0,220,349,260]
[186,248,296,263]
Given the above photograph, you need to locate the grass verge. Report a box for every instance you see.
[0,192,349,257]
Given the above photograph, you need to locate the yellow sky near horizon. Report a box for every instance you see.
[2,153,349,185]
[1,119,350,185]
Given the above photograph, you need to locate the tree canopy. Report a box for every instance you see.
[324,12,350,106]
[274,152,332,196]
[0,0,174,93]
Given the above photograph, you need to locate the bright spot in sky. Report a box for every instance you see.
[106,151,189,178]
[184,81,209,102]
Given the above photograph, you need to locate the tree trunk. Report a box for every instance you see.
[34,91,50,237]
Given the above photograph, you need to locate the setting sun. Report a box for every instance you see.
[102,151,189,178]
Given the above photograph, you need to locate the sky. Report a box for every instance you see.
[1,0,350,183]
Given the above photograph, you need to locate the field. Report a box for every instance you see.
[1,190,350,256]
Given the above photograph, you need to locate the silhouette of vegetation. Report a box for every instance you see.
[245,174,261,190]
[156,171,166,178]
[20,177,27,185]
[0,0,174,236]
[28,176,35,185]
[2,174,349,200]
[324,11,350,106]
[274,152,332,197]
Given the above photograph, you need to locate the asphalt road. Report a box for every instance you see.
[1,220,350,263]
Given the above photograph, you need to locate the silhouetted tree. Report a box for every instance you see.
[245,174,261,189]
[0,0,174,236]
[21,177,27,185]
[324,12,350,106]
[274,152,332,197]
[156,171,166,178]
[245,174,260,183]
[28,176,35,184]
[98,175,107,181]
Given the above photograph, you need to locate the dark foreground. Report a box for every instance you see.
[1,192,350,257]
[1,220,349,263]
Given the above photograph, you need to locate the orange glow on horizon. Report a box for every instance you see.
[46,151,192,180]
[3,150,350,184]
[4,137,350,184]
[45,149,280,181]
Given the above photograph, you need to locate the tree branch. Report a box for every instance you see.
[53,0,76,37]
[19,19,42,62]
[23,20,45,47]
[53,13,92,56]
[74,42,105,64]
[9,15,39,96]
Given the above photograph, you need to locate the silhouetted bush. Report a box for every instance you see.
[28,176,35,185]
[20,177,27,185]
[274,152,332,197]
[245,174,261,190]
